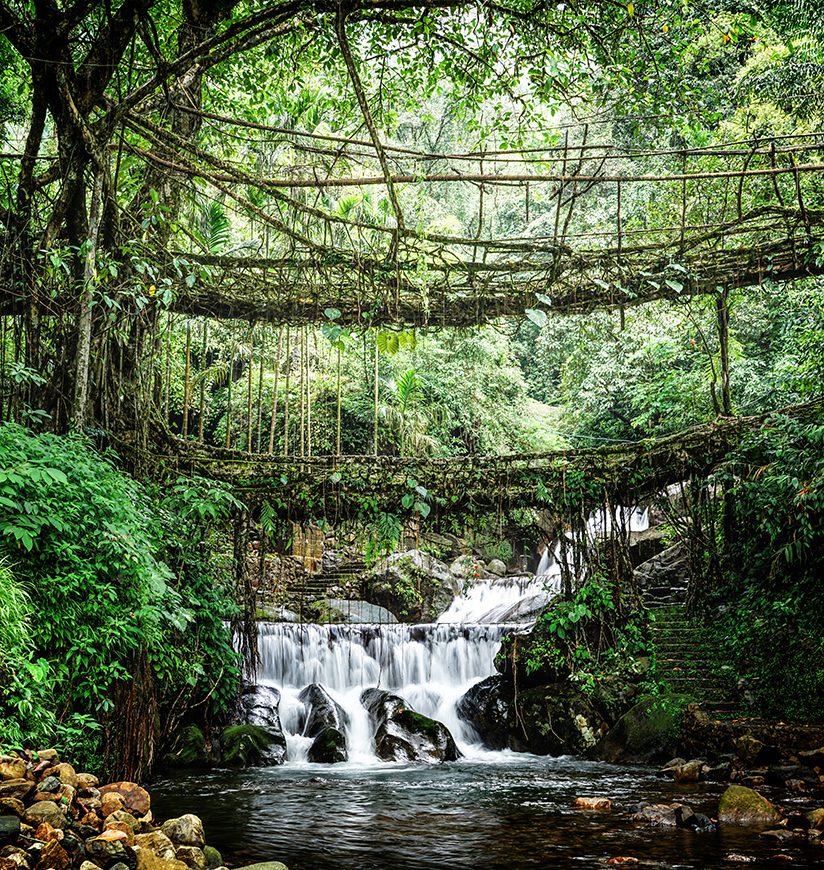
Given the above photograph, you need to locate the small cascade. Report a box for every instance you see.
[254,621,517,764]
[536,504,651,593]
[437,574,553,623]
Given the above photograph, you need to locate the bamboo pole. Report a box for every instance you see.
[373,335,379,456]
[246,333,254,453]
[225,353,233,449]
[198,321,207,444]
[268,328,282,454]
[256,339,265,452]
[299,326,305,458]
[716,292,733,416]
[283,326,291,456]
[164,311,172,425]
[336,344,342,455]
[307,328,313,457]
[182,321,191,437]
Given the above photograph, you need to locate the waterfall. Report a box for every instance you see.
[256,621,516,763]
[437,574,553,623]
[251,504,647,765]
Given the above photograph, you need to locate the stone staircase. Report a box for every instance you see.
[650,605,740,717]
[288,560,366,611]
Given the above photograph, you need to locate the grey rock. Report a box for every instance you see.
[320,599,398,624]
[237,685,288,765]
[363,549,462,622]
[36,776,62,794]
[633,802,696,828]
[160,815,205,848]
[24,800,69,830]
[486,559,507,576]
[456,676,513,750]
[298,684,348,763]
[0,814,21,845]
[361,688,460,763]
[240,684,282,730]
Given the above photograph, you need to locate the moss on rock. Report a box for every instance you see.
[718,785,782,826]
[221,725,284,767]
[590,695,687,764]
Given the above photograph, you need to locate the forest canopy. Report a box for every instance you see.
[0,0,822,446]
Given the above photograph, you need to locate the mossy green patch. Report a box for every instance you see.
[221,725,275,766]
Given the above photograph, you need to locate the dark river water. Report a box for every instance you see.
[151,755,822,869]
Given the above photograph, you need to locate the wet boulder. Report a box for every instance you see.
[298,684,348,763]
[231,685,287,766]
[240,685,283,730]
[361,689,460,763]
[718,785,782,826]
[160,815,205,849]
[456,675,513,750]
[220,725,286,767]
[589,697,684,764]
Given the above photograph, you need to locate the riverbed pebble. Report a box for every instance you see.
[572,796,613,811]
[0,749,290,870]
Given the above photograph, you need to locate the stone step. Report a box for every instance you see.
[659,659,717,668]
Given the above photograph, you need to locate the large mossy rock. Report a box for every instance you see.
[718,785,782,826]
[502,684,607,755]
[233,685,288,765]
[361,689,460,763]
[163,725,211,768]
[589,696,685,764]
[458,674,631,756]
[362,550,460,622]
[221,725,286,767]
[298,684,349,763]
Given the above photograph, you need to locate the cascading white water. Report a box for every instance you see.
[257,621,515,763]
[437,574,553,623]
[535,505,651,594]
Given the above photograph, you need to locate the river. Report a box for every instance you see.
[152,755,822,868]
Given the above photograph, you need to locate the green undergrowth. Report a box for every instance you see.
[0,423,241,771]
[501,574,654,696]
[696,416,824,722]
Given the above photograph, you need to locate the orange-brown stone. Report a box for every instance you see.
[99,782,150,817]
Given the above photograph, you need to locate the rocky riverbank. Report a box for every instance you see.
[574,780,824,862]
[0,749,289,870]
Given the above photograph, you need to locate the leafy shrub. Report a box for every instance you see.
[702,415,824,721]
[0,424,241,768]
[515,575,652,691]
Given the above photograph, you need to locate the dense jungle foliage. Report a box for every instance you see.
[0,426,240,772]
[0,0,823,770]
